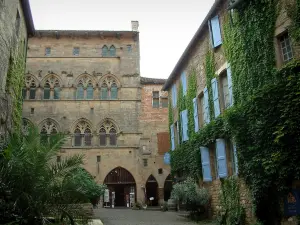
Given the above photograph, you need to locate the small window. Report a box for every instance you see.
[279,33,293,63]
[152,91,159,108]
[143,159,148,167]
[161,97,168,108]
[15,10,20,36]
[31,108,34,114]
[57,156,61,163]
[102,45,108,57]
[45,47,51,56]
[158,168,163,174]
[127,45,132,52]
[220,72,230,109]
[97,155,101,162]
[73,47,80,56]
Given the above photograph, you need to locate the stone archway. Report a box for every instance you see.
[146,175,159,206]
[164,174,173,201]
[103,167,136,207]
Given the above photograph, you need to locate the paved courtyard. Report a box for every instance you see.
[94,208,215,225]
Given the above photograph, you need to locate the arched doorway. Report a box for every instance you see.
[164,174,173,201]
[103,167,136,207]
[146,175,158,206]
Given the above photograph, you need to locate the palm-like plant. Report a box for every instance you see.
[0,127,105,224]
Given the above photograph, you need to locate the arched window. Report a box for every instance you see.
[84,128,92,146]
[44,82,50,99]
[102,45,108,57]
[29,81,36,100]
[73,120,92,147]
[99,128,106,146]
[39,119,59,144]
[99,120,117,146]
[74,128,82,146]
[54,80,60,100]
[109,128,117,146]
[111,83,118,100]
[22,88,27,100]
[76,83,84,99]
[109,45,116,57]
[86,83,93,100]
[99,76,118,100]
[100,83,108,100]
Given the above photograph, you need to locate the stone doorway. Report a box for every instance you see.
[146,175,158,206]
[103,167,136,207]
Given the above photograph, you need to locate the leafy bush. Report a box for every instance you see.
[171,177,209,213]
[0,127,102,224]
[161,202,168,212]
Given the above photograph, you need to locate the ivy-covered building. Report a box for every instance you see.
[162,0,300,224]
[0,0,34,145]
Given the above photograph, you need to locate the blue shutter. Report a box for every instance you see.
[203,87,210,124]
[184,110,188,141]
[216,139,228,178]
[170,124,175,151]
[233,143,238,175]
[227,64,233,107]
[172,85,177,107]
[210,15,222,48]
[211,78,220,117]
[181,72,187,96]
[193,98,199,132]
[200,147,212,182]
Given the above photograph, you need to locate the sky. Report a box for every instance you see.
[29,0,215,79]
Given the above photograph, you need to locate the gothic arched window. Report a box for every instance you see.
[39,119,59,144]
[44,82,50,100]
[54,80,60,100]
[73,120,92,147]
[86,83,93,100]
[76,83,84,100]
[100,76,118,100]
[25,75,37,100]
[43,75,61,100]
[29,81,36,99]
[99,120,117,147]
[109,45,116,57]
[102,45,108,57]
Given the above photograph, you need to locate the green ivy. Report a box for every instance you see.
[204,51,216,120]
[186,70,197,139]
[177,83,185,142]
[168,98,174,147]
[5,42,26,133]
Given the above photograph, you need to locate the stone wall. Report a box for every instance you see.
[0,0,29,143]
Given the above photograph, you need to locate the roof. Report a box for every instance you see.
[162,0,223,91]
[140,77,167,85]
[21,0,35,35]
[34,30,138,39]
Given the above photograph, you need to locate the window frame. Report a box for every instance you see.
[278,32,293,64]
[45,47,51,56]
[73,47,80,56]
[152,91,160,108]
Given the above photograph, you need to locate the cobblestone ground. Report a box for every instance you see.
[94,208,215,225]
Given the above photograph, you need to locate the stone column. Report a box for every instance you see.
[158,187,164,205]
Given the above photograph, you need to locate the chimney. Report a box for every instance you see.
[131,21,139,32]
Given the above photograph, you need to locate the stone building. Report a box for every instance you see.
[22,22,171,207]
[162,0,299,222]
[0,0,34,144]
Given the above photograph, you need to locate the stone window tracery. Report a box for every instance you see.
[25,75,36,100]
[39,119,59,143]
[73,120,92,147]
[100,76,118,100]
[76,75,94,100]
[99,120,117,146]
[43,75,61,100]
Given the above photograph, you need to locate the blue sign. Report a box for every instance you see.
[284,189,300,216]
[164,153,170,165]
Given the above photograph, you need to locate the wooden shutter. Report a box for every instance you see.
[211,78,220,117]
[157,132,170,155]
[216,139,228,178]
[200,146,212,182]
[193,98,199,132]
[170,124,175,151]
[181,72,187,95]
[233,143,238,175]
[203,87,210,124]
[172,85,177,107]
[227,64,233,107]
[210,15,222,48]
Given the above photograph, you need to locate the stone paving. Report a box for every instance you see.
[93,208,215,225]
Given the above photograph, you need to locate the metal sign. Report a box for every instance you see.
[164,152,171,165]
[284,189,300,216]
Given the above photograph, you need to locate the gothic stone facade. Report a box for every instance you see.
[0,0,34,144]
[22,27,170,206]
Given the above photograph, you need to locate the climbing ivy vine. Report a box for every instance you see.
[186,70,197,139]
[5,42,26,133]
